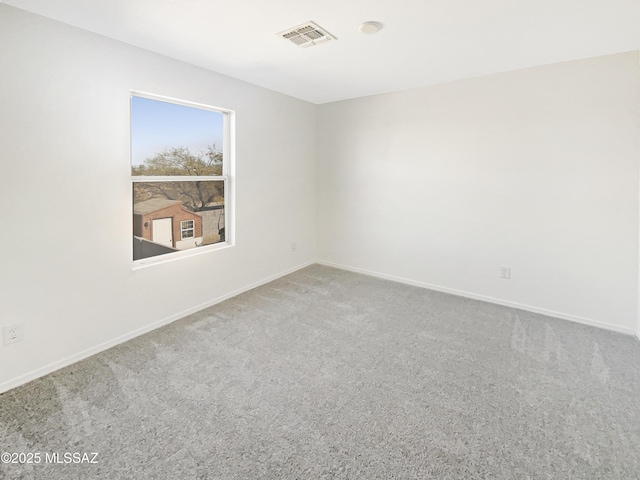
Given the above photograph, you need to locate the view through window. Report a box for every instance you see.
[131,94,228,262]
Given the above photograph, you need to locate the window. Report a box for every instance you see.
[181,220,194,239]
[131,93,232,263]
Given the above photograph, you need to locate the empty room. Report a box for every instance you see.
[1,0,640,478]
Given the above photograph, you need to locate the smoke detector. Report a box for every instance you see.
[277,21,336,48]
[359,21,382,34]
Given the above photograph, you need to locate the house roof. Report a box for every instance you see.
[133,198,182,215]
[134,198,205,217]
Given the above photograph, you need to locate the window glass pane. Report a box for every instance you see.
[131,96,224,176]
[180,220,195,240]
[133,181,225,260]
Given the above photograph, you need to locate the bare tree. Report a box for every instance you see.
[133,146,223,211]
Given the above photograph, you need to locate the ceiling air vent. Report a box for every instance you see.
[277,21,336,48]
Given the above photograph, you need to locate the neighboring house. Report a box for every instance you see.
[200,203,225,244]
[133,198,203,250]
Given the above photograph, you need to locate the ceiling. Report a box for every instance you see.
[5,0,640,104]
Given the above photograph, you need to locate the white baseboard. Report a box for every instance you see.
[317,260,638,337]
[3,259,636,394]
[0,261,314,395]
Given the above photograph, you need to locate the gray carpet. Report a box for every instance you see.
[1,265,640,479]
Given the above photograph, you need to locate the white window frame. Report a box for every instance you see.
[131,91,235,269]
[180,220,195,239]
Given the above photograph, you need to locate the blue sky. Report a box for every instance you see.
[131,96,224,167]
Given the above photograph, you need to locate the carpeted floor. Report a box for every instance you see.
[1,264,640,479]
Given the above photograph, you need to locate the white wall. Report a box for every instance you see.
[317,52,640,334]
[0,5,317,391]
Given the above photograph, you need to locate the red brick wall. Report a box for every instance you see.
[139,204,202,247]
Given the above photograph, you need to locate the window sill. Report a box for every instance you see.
[132,241,234,270]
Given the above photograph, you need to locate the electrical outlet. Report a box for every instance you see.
[3,323,24,346]
[499,266,511,280]
[291,242,297,252]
